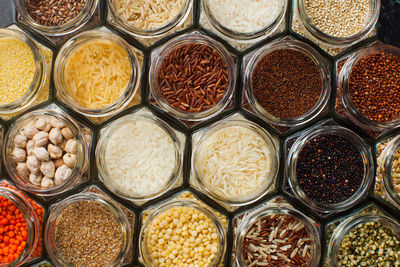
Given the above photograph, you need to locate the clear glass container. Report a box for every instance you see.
[326,214,400,267]
[0,28,46,115]
[149,31,236,122]
[286,125,374,213]
[44,192,132,266]
[234,205,321,267]
[54,30,141,118]
[3,109,89,197]
[139,200,226,266]
[96,113,183,202]
[192,118,279,207]
[243,38,331,130]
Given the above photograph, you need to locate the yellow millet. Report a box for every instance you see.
[146,206,220,266]
[0,37,35,105]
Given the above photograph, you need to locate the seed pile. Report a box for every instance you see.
[25,0,87,26]
[55,200,123,267]
[338,221,400,266]
[349,51,400,123]
[111,0,185,30]
[157,43,229,113]
[303,0,371,38]
[145,206,220,266]
[242,214,313,267]
[296,134,364,205]
[251,48,322,119]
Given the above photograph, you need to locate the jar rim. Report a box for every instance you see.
[192,119,279,205]
[96,113,182,201]
[296,0,380,46]
[202,0,288,41]
[380,136,400,207]
[244,39,331,127]
[139,199,226,266]
[149,31,236,121]
[234,205,321,267]
[14,0,99,36]
[287,125,374,213]
[108,0,192,37]
[44,192,132,267]
[54,30,140,117]
[3,110,87,196]
[0,28,46,114]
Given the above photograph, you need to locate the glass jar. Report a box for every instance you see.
[296,0,380,47]
[3,110,88,197]
[54,30,141,118]
[44,192,132,266]
[14,0,98,37]
[286,125,374,213]
[192,119,279,207]
[96,113,183,202]
[0,184,41,267]
[149,31,236,122]
[327,214,400,266]
[0,28,46,114]
[243,38,331,129]
[234,205,321,267]
[337,44,400,132]
[139,200,226,266]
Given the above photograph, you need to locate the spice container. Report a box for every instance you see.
[234,205,321,267]
[4,107,91,197]
[286,125,374,214]
[242,38,330,133]
[107,0,193,47]
[336,44,400,136]
[199,0,288,51]
[327,214,400,266]
[140,200,226,266]
[149,31,236,124]
[191,115,279,210]
[45,192,132,267]
[54,29,141,118]
[96,108,185,204]
[0,180,45,266]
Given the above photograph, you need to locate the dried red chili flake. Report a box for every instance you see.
[157,43,229,113]
[349,51,400,123]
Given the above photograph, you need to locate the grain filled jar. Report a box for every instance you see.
[149,31,236,121]
[234,206,321,266]
[0,28,46,114]
[14,0,98,36]
[140,200,226,266]
[243,39,331,128]
[286,125,374,213]
[54,30,140,117]
[45,192,132,266]
[3,110,88,196]
[192,119,279,206]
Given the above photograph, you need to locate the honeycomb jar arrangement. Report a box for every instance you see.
[0,0,400,266]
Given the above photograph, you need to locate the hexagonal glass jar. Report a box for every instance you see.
[0,27,52,121]
[0,124,3,173]
[285,122,374,215]
[149,31,236,127]
[291,0,380,56]
[106,0,194,47]
[54,28,143,125]
[242,37,331,134]
[199,0,288,52]
[14,0,100,45]
[139,190,228,266]
[335,42,400,138]
[191,113,279,211]
[96,107,185,206]
[44,190,132,266]
[3,104,92,198]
